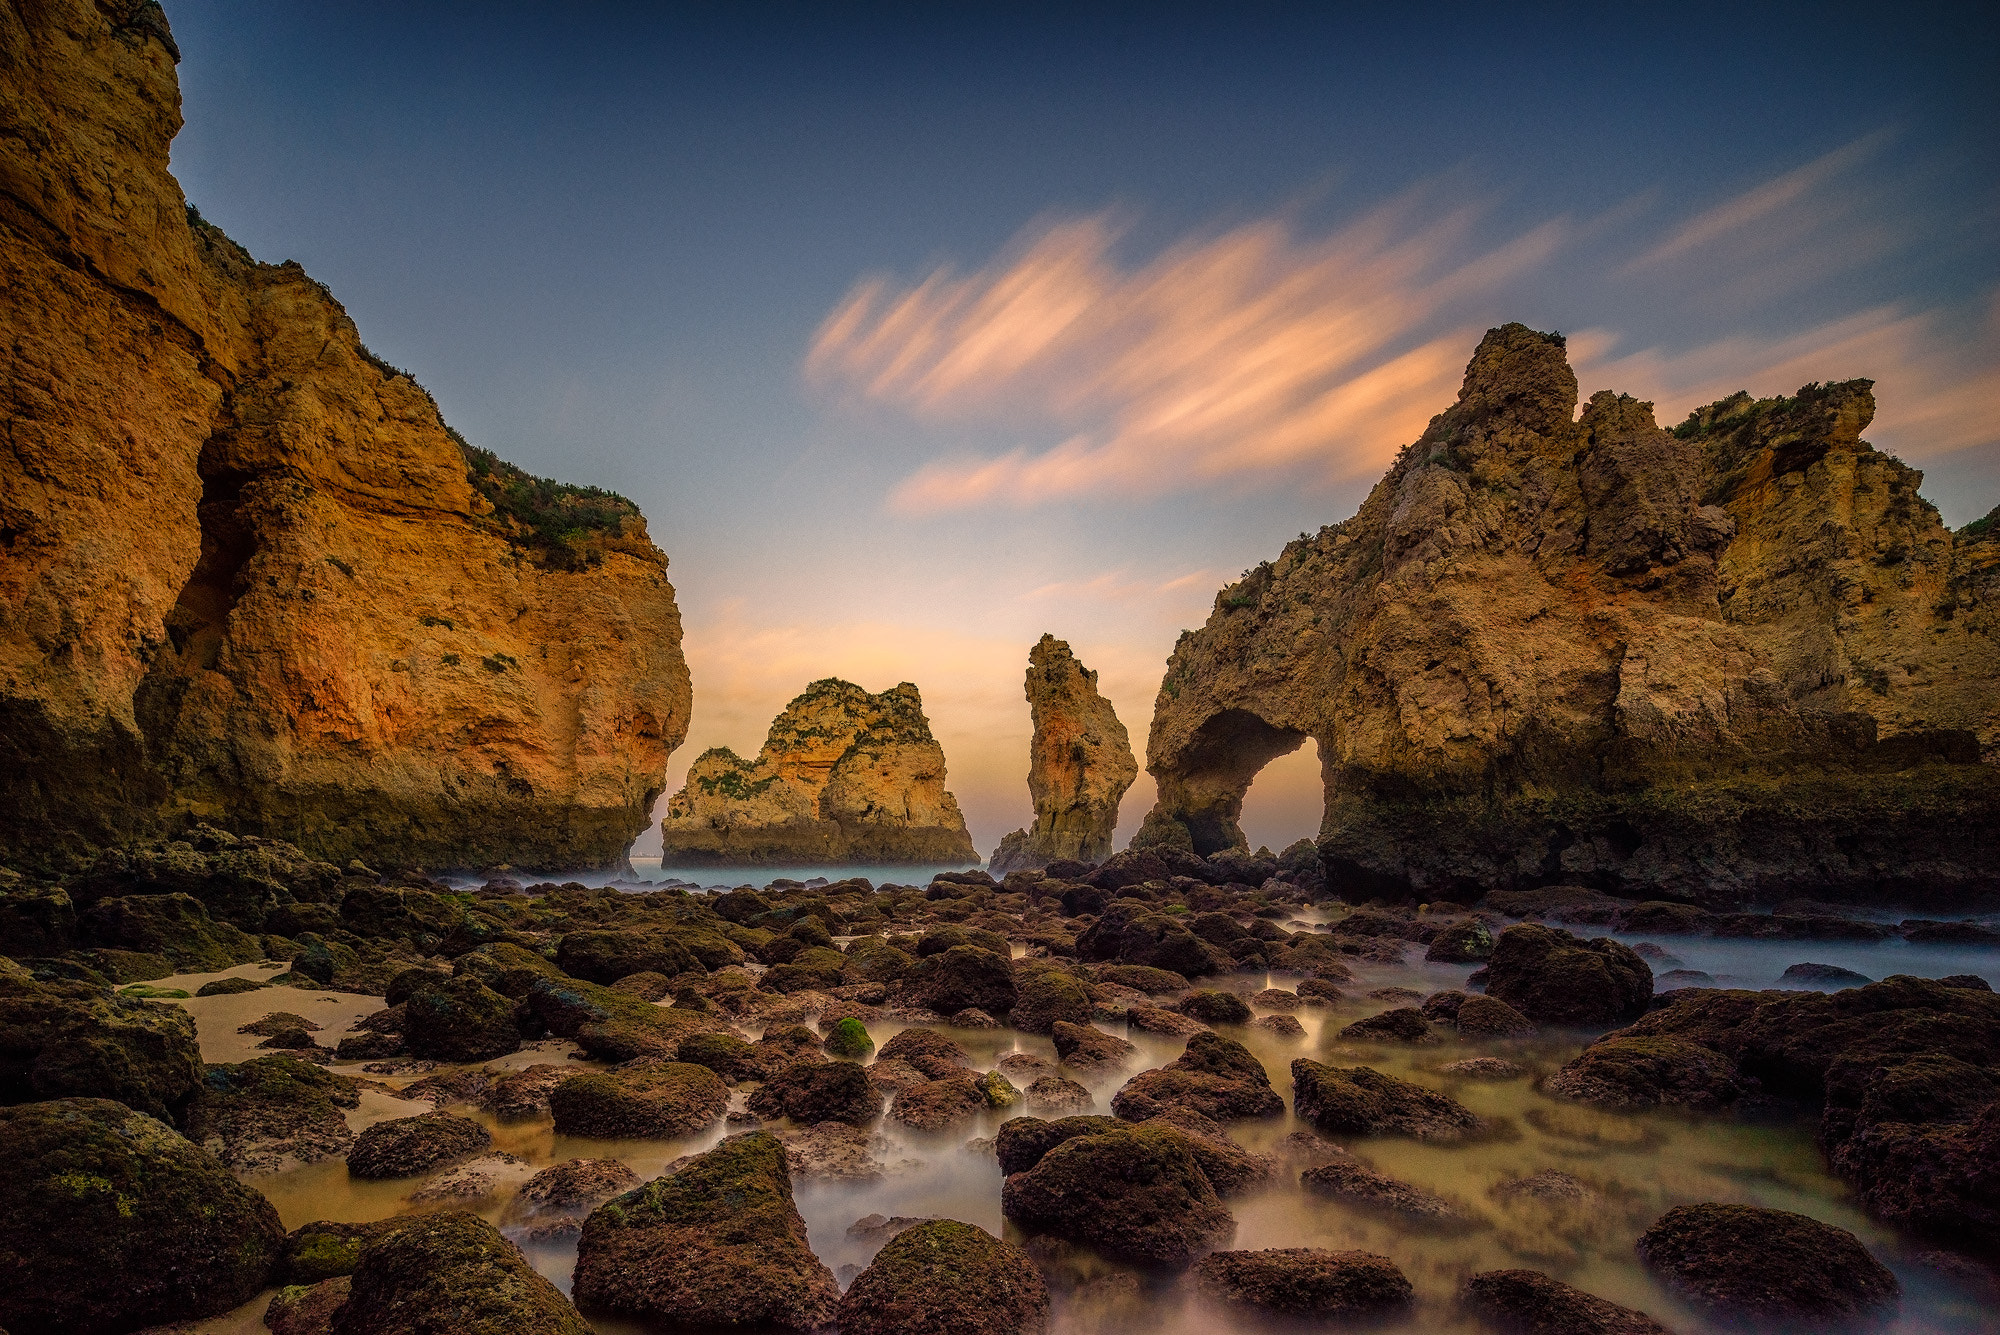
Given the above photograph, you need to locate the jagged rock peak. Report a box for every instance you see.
[0,0,691,872]
[1137,323,1999,910]
[991,635,1137,874]
[659,679,976,865]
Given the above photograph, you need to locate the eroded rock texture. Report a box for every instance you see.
[991,634,1138,874]
[658,679,976,864]
[1139,324,2000,908]
[0,0,691,872]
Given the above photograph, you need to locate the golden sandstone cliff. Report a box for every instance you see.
[990,634,1137,874]
[0,0,691,871]
[658,680,976,865]
[1139,324,2000,909]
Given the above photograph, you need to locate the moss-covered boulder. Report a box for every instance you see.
[1636,1203,1899,1323]
[836,1219,1049,1335]
[278,1219,400,1285]
[525,975,716,1061]
[332,1210,589,1334]
[674,1030,760,1082]
[0,877,76,956]
[0,1098,284,1334]
[824,1015,875,1057]
[909,944,1017,1015]
[1012,969,1093,1035]
[554,929,698,984]
[401,975,522,1062]
[995,1115,1126,1174]
[451,941,566,998]
[1075,904,1220,977]
[890,1075,989,1131]
[748,1059,882,1126]
[1193,1248,1412,1319]
[195,974,269,996]
[1109,1032,1283,1121]
[877,1027,971,1077]
[1424,919,1495,963]
[1453,993,1537,1038]
[572,1132,840,1330]
[1483,924,1652,1027]
[266,1276,352,1335]
[549,1061,727,1138]
[0,968,203,1121]
[347,1111,492,1179]
[1290,1060,1485,1141]
[184,1054,360,1172]
[1050,1020,1134,1068]
[1000,1122,1235,1266]
[81,892,264,971]
[1339,1006,1436,1043]
[1178,990,1252,1025]
[1545,1035,1745,1110]
[1459,1268,1674,1334]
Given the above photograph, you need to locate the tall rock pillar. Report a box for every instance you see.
[990,635,1137,873]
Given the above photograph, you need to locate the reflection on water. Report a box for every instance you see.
[173,935,1998,1334]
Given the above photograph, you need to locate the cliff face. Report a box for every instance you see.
[1139,324,2000,909]
[991,635,1137,873]
[659,680,976,865]
[0,0,691,871]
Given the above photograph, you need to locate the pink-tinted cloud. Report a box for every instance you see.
[808,197,1568,511]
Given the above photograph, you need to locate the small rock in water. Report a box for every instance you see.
[836,1219,1049,1335]
[1050,1020,1135,1068]
[1490,1169,1594,1203]
[1301,1159,1476,1231]
[846,1213,935,1240]
[1780,962,1873,987]
[347,1111,492,1179]
[1253,987,1301,1010]
[1630,942,1686,968]
[1341,1007,1435,1044]
[1193,1247,1413,1319]
[1252,1013,1305,1037]
[1366,986,1425,1004]
[1291,1060,1486,1140]
[774,1122,900,1181]
[1637,1202,1900,1322]
[1126,1004,1207,1037]
[1655,968,1716,988]
[1439,1057,1525,1080]
[410,1152,530,1203]
[1025,1074,1095,1114]
[1461,1268,1674,1334]
[947,1007,1002,1029]
[890,1075,988,1131]
[997,1051,1055,1082]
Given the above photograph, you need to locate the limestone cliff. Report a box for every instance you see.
[1139,324,2000,909]
[0,0,691,871]
[990,635,1137,873]
[658,680,976,865]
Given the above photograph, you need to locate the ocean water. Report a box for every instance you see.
[162,926,2000,1335]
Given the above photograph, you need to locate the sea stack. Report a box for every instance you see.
[1138,324,2000,908]
[658,680,976,864]
[990,635,1137,874]
[0,2,691,872]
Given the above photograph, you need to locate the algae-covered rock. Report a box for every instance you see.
[572,1131,841,1330]
[347,1111,492,1179]
[0,970,203,1120]
[278,1219,400,1285]
[1050,1020,1134,1068]
[0,1097,284,1335]
[1075,903,1220,977]
[1011,969,1093,1035]
[1636,1203,1898,1323]
[749,1058,882,1126]
[1340,1006,1436,1043]
[837,1218,1050,1335]
[266,1276,351,1335]
[823,1015,875,1057]
[549,1061,727,1139]
[1291,1060,1485,1140]
[525,974,716,1061]
[1178,990,1252,1025]
[909,944,1017,1016]
[674,1030,761,1082]
[1193,1248,1413,1319]
[332,1210,589,1334]
[1484,924,1652,1027]
[400,974,522,1062]
[1109,1032,1283,1121]
[891,1075,989,1131]
[184,1054,359,1172]
[1301,1158,1475,1230]
[1545,1036,1743,1110]
[81,892,263,971]
[555,928,697,984]
[195,974,269,996]
[1460,1268,1675,1334]
[995,1115,1126,1174]
[504,1158,643,1239]
[1001,1123,1235,1266]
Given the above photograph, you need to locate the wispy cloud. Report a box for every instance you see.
[808,195,1568,511]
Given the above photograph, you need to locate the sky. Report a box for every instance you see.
[161,1,2000,859]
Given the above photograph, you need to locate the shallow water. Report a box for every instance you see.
[169,933,1999,1334]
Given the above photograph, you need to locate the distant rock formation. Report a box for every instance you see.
[990,636,1137,874]
[0,0,691,871]
[658,680,976,865]
[1138,324,2000,909]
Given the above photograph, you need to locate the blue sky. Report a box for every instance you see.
[161,1,2000,855]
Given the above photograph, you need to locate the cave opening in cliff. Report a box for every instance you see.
[1238,735,1324,853]
[163,454,257,674]
[1170,708,1312,855]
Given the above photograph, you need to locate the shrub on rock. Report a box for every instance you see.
[1636,1202,1899,1323]
[1001,1123,1235,1266]
[347,1111,492,1179]
[1291,1060,1484,1141]
[836,1219,1049,1335]
[334,1210,589,1334]
[1193,1248,1412,1319]
[748,1059,882,1125]
[1483,924,1651,1026]
[550,1061,727,1139]
[1459,1268,1673,1334]
[572,1131,840,1330]
[0,1097,284,1335]
[1110,1032,1284,1121]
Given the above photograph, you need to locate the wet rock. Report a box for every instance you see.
[504,1157,643,1240]
[0,1097,284,1335]
[823,1016,876,1057]
[749,1059,882,1125]
[1460,1268,1675,1334]
[347,1111,492,1179]
[1091,964,1189,994]
[0,970,203,1120]
[995,1115,1126,1174]
[1252,1013,1305,1037]
[1491,1170,1595,1204]
[1441,1057,1526,1080]
[1126,1004,1207,1037]
[773,1121,896,1181]
[1456,995,1538,1037]
[1253,987,1301,1010]
[1075,903,1221,978]
[1110,1032,1284,1121]
[82,892,264,971]
[550,1061,727,1138]
[908,944,1018,1015]
[572,1131,841,1330]
[400,1067,495,1108]
[1340,1006,1435,1043]
[891,1075,989,1131]
[1654,969,1716,989]
[1636,1203,1898,1323]
[266,1276,350,1334]
[1025,1074,1095,1114]
[1012,969,1094,1034]
[1781,962,1873,987]
[525,975,717,1063]
[999,1051,1055,1082]
[1139,1107,1277,1195]
[184,1054,359,1171]
[195,975,268,996]
[1193,1247,1413,1319]
[1545,1036,1743,1110]
[1824,1057,2000,1256]
[976,1069,1022,1108]
[399,975,522,1061]
[865,1057,931,1095]
[675,1030,761,1082]
[947,1006,1002,1028]
[335,1210,589,1334]
[1426,919,1497,963]
[609,970,677,1001]
[555,928,698,984]
[1484,924,1653,1026]
[334,1031,404,1060]
[877,1027,972,1076]
[482,1064,570,1120]
[1631,942,1685,968]
[1001,1123,1236,1266]
[1178,990,1252,1024]
[847,1213,934,1241]
[1291,1060,1486,1140]
[1367,985,1426,1003]
[1301,1158,1475,1230]
[1298,977,1347,1004]
[278,1220,399,1285]
[836,1219,1050,1335]
[410,1152,532,1203]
